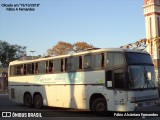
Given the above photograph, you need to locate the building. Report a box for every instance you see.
[19,56,40,60]
[143,0,160,91]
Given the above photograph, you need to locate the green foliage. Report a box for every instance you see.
[0,40,26,67]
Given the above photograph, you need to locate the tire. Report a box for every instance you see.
[24,93,32,107]
[91,98,107,114]
[33,94,43,109]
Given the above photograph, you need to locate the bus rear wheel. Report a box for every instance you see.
[33,94,43,109]
[91,98,107,114]
[24,93,32,107]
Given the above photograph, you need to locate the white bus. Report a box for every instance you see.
[8,48,160,113]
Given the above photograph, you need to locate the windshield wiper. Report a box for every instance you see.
[148,80,156,88]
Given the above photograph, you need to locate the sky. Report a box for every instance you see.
[0,0,145,56]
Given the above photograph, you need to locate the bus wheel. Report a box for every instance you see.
[24,93,32,107]
[91,98,107,114]
[33,94,43,109]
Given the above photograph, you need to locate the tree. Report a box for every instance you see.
[0,40,26,67]
[73,42,94,52]
[47,41,94,56]
[47,41,73,56]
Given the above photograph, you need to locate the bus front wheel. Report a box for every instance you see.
[33,94,43,109]
[91,98,107,114]
[24,93,32,107]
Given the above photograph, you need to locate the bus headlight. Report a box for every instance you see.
[135,103,138,107]
[131,97,136,102]
[154,99,160,104]
[135,103,142,107]
[155,100,159,103]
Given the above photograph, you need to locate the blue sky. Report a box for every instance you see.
[0,0,145,56]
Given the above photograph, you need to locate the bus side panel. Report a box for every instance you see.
[44,71,106,109]
[8,70,108,110]
[8,86,23,104]
[45,85,88,109]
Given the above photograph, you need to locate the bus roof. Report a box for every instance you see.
[9,48,149,65]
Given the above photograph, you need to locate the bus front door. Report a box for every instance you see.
[113,90,127,111]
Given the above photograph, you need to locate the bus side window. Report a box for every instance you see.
[46,61,48,73]
[35,63,39,74]
[38,61,46,74]
[54,59,63,72]
[107,52,124,68]
[65,56,82,72]
[24,64,26,75]
[26,64,32,75]
[20,65,24,75]
[84,55,92,70]
[65,58,71,71]
[75,56,82,70]
[106,53,114,68]
[32,63,34,74]
[10,66,16,76]
[49,60,54,73]
[114,53,124,66]
[92,53,104,69]
[79,56,82,70]
[61,59,64,72]
[16,65,23,75]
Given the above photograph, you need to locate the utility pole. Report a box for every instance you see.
[30,50,36,60]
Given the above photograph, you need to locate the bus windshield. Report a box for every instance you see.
[126,53,157,89]
[129,65,157,89]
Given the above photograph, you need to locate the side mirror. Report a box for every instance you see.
[145,72,151,80]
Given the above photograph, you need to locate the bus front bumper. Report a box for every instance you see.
[134,99,160,111]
